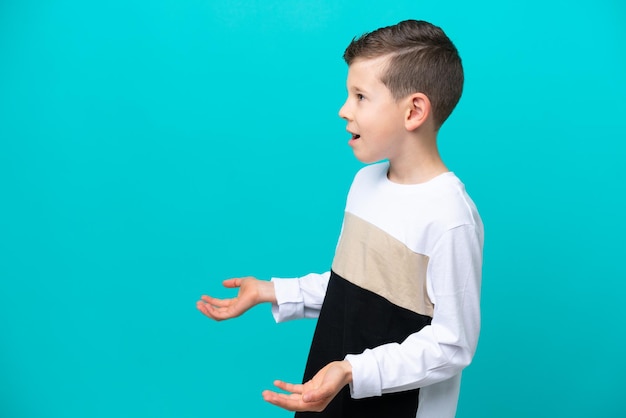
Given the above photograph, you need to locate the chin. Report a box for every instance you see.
[353,153,384,164]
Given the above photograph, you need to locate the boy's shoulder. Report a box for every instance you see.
[345,163,481,254]
[348,162,480,230]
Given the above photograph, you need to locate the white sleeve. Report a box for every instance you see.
[345,224,483,398]
[270,271,331,322]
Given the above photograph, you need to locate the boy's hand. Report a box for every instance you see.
[262,360,353,412]
[196,277,276,321]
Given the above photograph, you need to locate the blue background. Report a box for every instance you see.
[1,1,625,417]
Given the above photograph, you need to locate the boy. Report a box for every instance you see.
[197,20,483,418]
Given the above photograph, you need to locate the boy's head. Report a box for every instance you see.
[343,20,463,129]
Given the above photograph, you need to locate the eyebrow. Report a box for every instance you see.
[348,85,367,93]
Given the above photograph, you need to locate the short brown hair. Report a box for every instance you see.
[343,20,464,129]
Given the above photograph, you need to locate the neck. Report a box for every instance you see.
[387,131,448,184]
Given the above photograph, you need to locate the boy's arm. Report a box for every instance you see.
[270,271,331,322]
[197,272,331,322]
[345,224,483,398]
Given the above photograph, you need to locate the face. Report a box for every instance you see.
[338,56,409,164]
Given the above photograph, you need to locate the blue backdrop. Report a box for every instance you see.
[1,1,625,417]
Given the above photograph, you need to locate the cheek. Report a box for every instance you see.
[358,106,378,123]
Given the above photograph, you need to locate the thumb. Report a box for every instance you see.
[222,278,242,288]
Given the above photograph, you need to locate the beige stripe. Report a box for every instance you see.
[332,212,434,317]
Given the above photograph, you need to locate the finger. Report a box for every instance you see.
[262,390,305,411]
[201,295,232,307]
[196,301,217,319]
[222,278,242,288]
[197,301,220,317]
[196,300,234,320]
[204,305,236,320]
[273,380,304,394]
[263,390,327,412]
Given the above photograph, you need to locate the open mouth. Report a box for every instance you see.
[351,134,361,140]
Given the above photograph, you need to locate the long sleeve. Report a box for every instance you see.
[345,224,483,399]
[270,271,331,322]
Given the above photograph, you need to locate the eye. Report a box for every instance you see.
[356,93,365,101]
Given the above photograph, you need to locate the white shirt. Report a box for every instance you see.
[271,162,483,417]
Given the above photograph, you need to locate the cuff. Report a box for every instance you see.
[345,349,382,399]
[270,278,304,322]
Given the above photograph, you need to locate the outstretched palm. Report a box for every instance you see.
[262,361,352,412]
[197,277,259,321]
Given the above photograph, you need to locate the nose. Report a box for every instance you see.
[338,99,350,120]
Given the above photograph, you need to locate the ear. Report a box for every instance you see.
[404,93,431,131]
